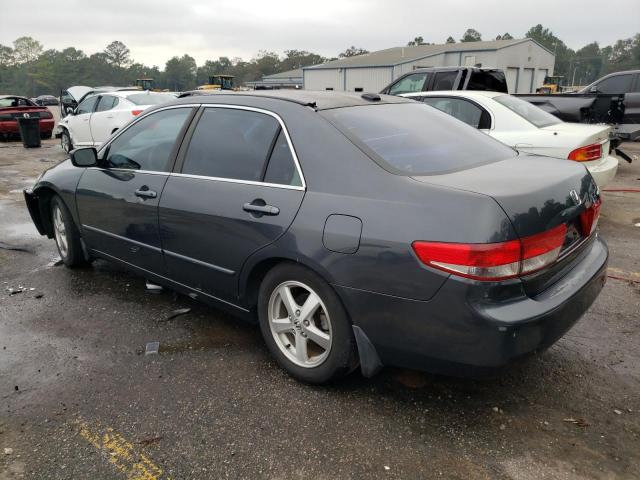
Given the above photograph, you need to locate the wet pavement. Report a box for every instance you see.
[1,139,639,479]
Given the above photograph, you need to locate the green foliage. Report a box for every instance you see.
[496,33,513,40]
[339,46,369,58]
[460,29,482,42]
[407,36,424,46]
[445,36,456,44]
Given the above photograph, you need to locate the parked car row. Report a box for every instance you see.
[25,90,607,384]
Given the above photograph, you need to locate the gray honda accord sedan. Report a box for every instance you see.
[24,91,607,383]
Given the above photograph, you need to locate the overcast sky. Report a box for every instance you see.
[2,0,639,66]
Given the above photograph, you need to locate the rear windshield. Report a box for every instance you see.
[126,93,174,106]
[493,94,562,128]
[321,103,514,175]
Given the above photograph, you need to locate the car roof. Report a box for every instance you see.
[171,90,413,111]
[0,95,30,100]
[401,90,505,100]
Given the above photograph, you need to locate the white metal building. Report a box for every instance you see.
[245,68,303,89]
[303,39,555,94]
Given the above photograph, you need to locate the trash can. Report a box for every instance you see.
[17,116,41,148]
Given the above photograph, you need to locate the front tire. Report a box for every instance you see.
[258,263,357,384]
[51,195,86,268]
[60,129,72,153]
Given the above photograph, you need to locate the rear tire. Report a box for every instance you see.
[51,195,87,268]
[258,263,357,384]
[60,129,72,153]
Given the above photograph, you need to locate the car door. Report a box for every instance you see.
[89,94,120,145]
[67,96,99,146]
[158,106,305,302]
[76,106,195,274]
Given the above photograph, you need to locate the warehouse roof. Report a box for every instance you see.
[304,38,551,70]
[263,68,303,79]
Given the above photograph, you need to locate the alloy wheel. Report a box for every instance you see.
[61,132,70,153]
[268,281,332,368]
[52,205,68,259]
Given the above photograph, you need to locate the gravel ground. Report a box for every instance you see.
[0,138,638,479]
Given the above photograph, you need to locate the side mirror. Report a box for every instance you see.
[70,147,98,168]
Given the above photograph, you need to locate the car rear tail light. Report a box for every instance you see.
[131,110,144,116]
[412,224,567,281]
[40,111,53,119]
[579,197,601,236]
[568,143,602,162]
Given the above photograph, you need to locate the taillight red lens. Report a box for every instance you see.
[568,143,602,162]
[412,224,568,281]
[579,197,601,236]
[131,110,143,116]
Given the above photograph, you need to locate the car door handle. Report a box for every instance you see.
[243,202,279,216]
[135,188,157,199]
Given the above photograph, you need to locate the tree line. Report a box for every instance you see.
[1,24,638,97]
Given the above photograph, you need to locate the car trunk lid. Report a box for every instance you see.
[412,154,600,294]
[541,123,611,160]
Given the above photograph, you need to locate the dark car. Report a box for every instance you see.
[380,67,509,96]
[0,95,55,139]
[23,91,607,384]
[34,95,60,106]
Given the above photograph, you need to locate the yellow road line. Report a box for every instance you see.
[76,418,166,480]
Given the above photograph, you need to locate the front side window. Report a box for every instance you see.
[595,74,633,94]
[322,103,514,175]
[432,71,458,90]
[422,97,490,129]
[76,96,99,114]
[182,108,280,182]
[467,71,508,93]
[493,94,561,128]
[104,107,192,171]
[388,73,429,95]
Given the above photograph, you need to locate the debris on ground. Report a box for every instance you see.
[161,307,191,322]
[0,241,34,253]
[563,418,590,427]
[3,448,13,455]
[139,435,164,447]
[383,466,390,471]
[34,293,44,299]
[145,280,164,294]
[614,409,623,415]
[7,286,24,295]
[145,342,160,355]
[47,258,63,267]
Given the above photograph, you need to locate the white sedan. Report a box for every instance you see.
[402,90,619,187]
[58,91,176,153]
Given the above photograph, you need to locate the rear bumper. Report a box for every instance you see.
[585,155,618,187]
[0,119,54,135]
[336,235,608,377]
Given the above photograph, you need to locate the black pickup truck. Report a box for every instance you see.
[379,67,508,96]
[516,70,640,143]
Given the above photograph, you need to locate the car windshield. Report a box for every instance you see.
[126,93,174,106]
[321,103,515,175]
[493,94,562,128]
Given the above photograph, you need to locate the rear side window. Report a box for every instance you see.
[263,130,302,186]
[466,71,508,93]
[388,73,429,95]
[96,95,118,112]
[421,97,491,129]
[182,108,280,181]
[432,71,458,90]
[322,103,514,175]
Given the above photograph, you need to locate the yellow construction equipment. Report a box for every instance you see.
[536,75,565,94]
[197,74,235,91]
